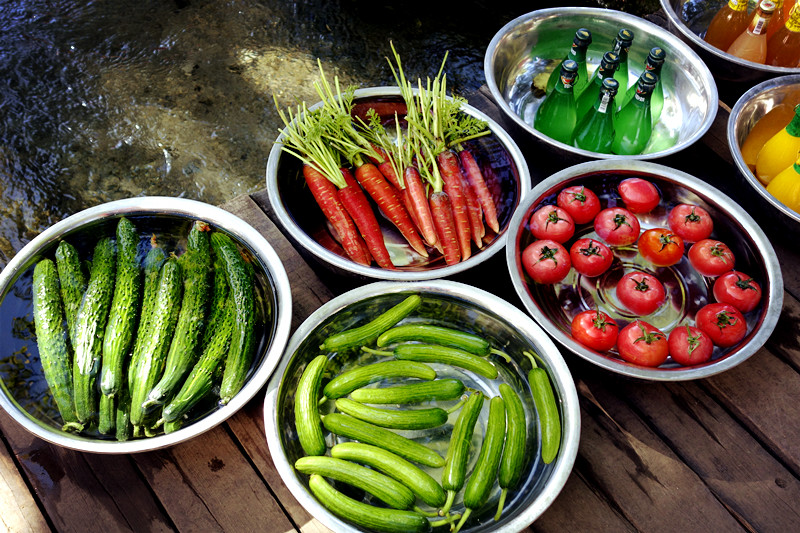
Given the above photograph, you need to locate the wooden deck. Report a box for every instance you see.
[2,71,800,533]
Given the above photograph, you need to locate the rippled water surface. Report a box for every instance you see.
[0,0,649,265]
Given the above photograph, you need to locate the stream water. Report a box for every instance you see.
[0,0,652,267]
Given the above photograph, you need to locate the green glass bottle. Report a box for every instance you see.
[618,47,667,120]
[535,59,579,144]
[612,71,657,155]
[575,51,620,120]
[572,78,619,154]
[546,28,593,95]
[611,29,635,106]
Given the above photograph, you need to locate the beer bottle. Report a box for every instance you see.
[704,0,751,51]
[766,0,800,66]
[727,0,777,64]
[575,51,620,120]
[547,28,593,95]
[535,59,579,144]
[611,29,635,105]
[612,71,657,156]
[618,47,667,122]
[573,78,619,154]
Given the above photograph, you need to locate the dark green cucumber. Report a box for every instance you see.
[350,379,465,405]
[31,259,82,432]
[115,381,132,442]
[199,251,230,349]
[98,394,115,435]
[322,413,445,468]
[525,351,561,464]
[330,442,446,508]
[295,354,329,456]
[319,294,422,353]
[455,396,506,533]
[295,456,415,510]
[441,390,484,515]
[495,383,526,520]
[376,324,491,356]
[145,221,211,408]
[393,343,498,379]
[308,474,430,533]
[334,398,448,430]
[160,295,236,424]
[128,256,182,433]
[211,232,256,405]
[54,240,87,345]
[72,237,116,424]
[100,217,142,398]
[324,360,436,399]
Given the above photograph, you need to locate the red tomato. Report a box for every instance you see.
[593,207,641,246]
[569,238,614,277]
[557,185,601,224]
[521,240,571,284]
[695,303,747,348]
[637,228,685,267]
[668,325,714,366]
[616,271,666,316]
[617,320,669,367]
[667,204,714,242]
[529,206,575,243]
[712,271,762,313]
[571,310,619,352]
[688,239,735,277]
[618,178,661,213]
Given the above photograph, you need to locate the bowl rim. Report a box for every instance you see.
[263,279,581,532]
[483,7,720,160]
[265,86,532,280]
[505,159,784,381]
[0,196,293,453]
[659,0,800,75]
[727,74,800,226]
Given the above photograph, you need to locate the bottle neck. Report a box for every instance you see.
[596,92,615,114]
[644,61,664,77]
[569,43,588,62]
[748,9,774,35]
[555,75,576,94]
[787,2,800,32]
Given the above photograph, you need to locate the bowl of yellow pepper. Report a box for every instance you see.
[728,74,800,228]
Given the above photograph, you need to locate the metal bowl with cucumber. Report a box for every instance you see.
[264,280,580,532]
[0,197,292,454]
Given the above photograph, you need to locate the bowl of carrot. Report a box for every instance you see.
[264,280,580,533]
[266,52,530,281]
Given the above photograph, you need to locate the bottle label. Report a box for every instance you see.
[751,15,769,35]
[789,3,800,31]
[561,75,574,88]
[728,0,748,11]
[598,93,611,113]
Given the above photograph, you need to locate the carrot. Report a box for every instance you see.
[437,150,472,260]
[339,168,396,269]
[462,169,485,248]
[459,148,499,233]
[303,164,372,266]
[430,191,461,265]
[404,166,438,247]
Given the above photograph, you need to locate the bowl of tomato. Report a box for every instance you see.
[506,159,783,380]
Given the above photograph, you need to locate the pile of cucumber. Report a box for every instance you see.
[31,216,257,440]
[293,294,561,533]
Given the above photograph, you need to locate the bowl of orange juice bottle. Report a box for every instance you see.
[728,74,800,228]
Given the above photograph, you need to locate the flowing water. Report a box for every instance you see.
[0,0,653,267]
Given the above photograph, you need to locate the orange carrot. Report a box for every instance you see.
[437,150,472,261]
[339,168,396,269]
[462,171,485,249]
[429,191,461,265]
[459,148,499,233]
[404,166,438,248]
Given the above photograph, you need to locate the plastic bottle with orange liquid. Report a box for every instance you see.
[741,98,800,170]
[766,152,800,213]
[704,0,752,51]
[766,0,800,66]
[727,0,777,64]
[767,0,785,40]
[755,104,800,185]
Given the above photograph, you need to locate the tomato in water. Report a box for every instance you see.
[529,205,575,243]
[521,239,571,284]
[688,239,735,277]
[667,204,714,243]
[557,185,601,224]
[594,207,641,246]
[668,325,714,366]
[618,178,661,213]
[638,228,685,267]
[571,309,619,352]
[712,271,762,313]
[570,238,614,277]
[695,303,747,348]
[616,271,666,316]
[617,320,669,367]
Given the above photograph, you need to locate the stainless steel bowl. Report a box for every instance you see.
[484,8,718,162]
[0,197,293,453]
[264,280,580,532]
[265,87,531,281]
[660,0,800,84]
[728,74,800,228]
[506,160,783,381]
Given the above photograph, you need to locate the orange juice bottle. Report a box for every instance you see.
[727,0,777,64]
[756,104,800,184]
[705,0,752,51]
[766,153,800,213]
[741,103,798,170]
[768,0,785,40]
[766,0,800,66]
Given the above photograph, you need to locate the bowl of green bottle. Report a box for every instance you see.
[484,7,718,161]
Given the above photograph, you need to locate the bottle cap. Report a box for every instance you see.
[648,47,666,65]
[759,0,776,13]
[639,71,658,86]
[561,59,579,73]
[601,51,620,69]
[574,28,592,46]
[616,28,634,47]
[601,78,620,97]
